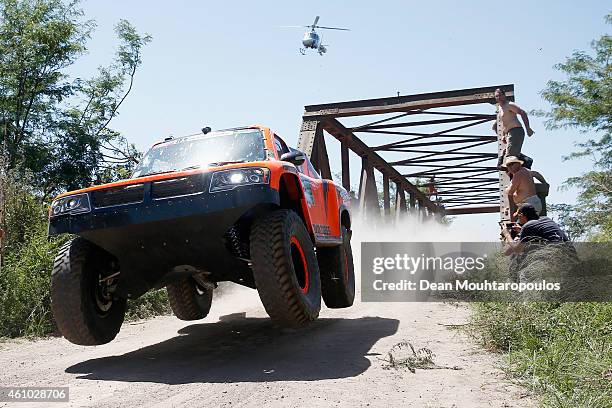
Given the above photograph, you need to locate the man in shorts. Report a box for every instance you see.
[493,88,535,170]
[504,156,542,219]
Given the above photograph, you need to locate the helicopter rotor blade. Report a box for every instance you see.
[278,25,311,28]
[314,26,350,31]
[312,16,320,27]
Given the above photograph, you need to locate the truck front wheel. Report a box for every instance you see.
[51,238,127,345]
[250,209,321,326]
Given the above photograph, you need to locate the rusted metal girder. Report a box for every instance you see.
[445,206,500,215]
[358,156,381,219]
[298,84,518,217]
[382,174,391,217]
[303,84,514,118]
[395,187,407,214]
[310,122,332,180]
[321,118,438,213]
[341,142,350,191]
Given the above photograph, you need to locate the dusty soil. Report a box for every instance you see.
[0,282,535,408]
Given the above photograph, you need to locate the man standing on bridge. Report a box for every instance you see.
[504,156,542,220]
[493,88,535,170]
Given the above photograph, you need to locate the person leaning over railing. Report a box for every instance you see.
[504,156,541,220]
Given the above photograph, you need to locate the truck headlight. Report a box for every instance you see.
[50,193,91,217]
[210,168,270,192]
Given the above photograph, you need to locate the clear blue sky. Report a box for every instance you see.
[74,0,610,239]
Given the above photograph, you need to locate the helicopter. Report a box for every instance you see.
[282,16,349,55]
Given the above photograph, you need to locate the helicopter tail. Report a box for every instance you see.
[318,44,327,55]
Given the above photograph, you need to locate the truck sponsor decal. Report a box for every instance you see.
[322,181,329,218]
[313,223,331,236]
[299,176,315,206]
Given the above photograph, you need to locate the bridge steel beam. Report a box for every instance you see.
[341,142,350,191]
[320,118,438,213]
[297,84,517,218]
[303,84,515,119]
[382,174,391,217]
[445,206,500,215]
[358,156,381,220]
[394,186,408,223]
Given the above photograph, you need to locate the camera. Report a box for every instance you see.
[499,221,519,240]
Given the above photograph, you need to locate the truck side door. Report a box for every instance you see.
[297,156,341,243]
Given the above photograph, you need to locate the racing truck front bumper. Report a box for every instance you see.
[49,172,279,296]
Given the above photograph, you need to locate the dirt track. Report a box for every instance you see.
[0,281,535,408]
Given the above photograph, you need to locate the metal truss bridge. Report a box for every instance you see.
[297,84,548,223]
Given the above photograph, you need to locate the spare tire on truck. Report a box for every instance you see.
[166,278,213,320]
[51,237,127,345]
[318,225,355,308]
[250,209,321,327]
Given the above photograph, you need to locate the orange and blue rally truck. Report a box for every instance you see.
[48,125,355,345]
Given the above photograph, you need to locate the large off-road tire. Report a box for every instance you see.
[250,209,321,327]
[318,226,355,308]
[51,237,127,345]
[166,278,213,321]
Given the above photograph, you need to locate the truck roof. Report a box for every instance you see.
[151,125,269,148]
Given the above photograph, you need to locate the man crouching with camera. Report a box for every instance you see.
[503,203,569,254]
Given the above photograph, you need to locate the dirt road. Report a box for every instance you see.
[0,283,535,408]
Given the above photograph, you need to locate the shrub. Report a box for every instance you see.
[125,289,171,321]
[472,302,612,407]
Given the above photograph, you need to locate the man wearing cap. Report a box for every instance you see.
[504,155,541,219]
[503,203,569,254]
[493,88,535,170]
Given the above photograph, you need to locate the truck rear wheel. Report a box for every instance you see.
[250,209,321,327]
[166,278,213,320]
[51,237,127,345]
[318,226,355,308]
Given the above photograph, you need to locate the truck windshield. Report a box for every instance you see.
[132,129,266,178]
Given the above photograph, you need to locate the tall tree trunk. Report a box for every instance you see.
[0,147,6,268]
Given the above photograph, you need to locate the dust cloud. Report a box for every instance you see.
[351,213,493,244]
[349,214,496,298]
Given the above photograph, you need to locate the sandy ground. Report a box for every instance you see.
[0,283,536,408]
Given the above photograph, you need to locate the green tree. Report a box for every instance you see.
[0,1,167,338]
[0,0,150,198]
[540,13,611,240]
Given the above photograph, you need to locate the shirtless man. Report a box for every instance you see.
[493,88,535,169]
[504,156,542,219]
